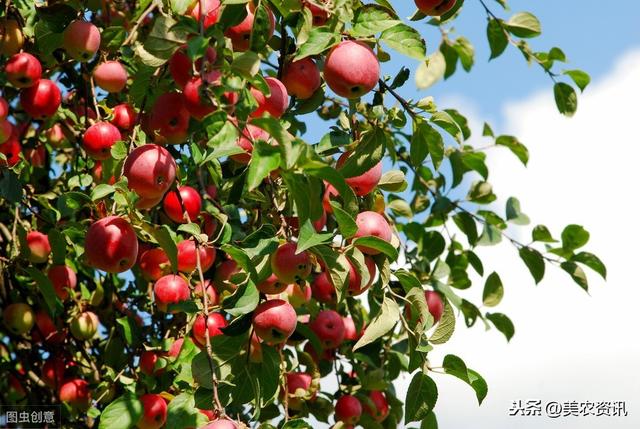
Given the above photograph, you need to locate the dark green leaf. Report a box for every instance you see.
[554,82,578,117]
[519,247,545,284]
[442,354,488,404]
[486,312,515,341]
[405,372,438,423]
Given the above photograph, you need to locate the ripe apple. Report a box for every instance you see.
[285,372,316,409]
[169,46,217,89]
[225,4,275,52]
[252,299,297,344]
[231,123,271,164]
[270,242,312,284]
[0,120,13,145]
[26,230,51,263]
[324,40,380,99]
[0,18,24,55]
[59,378,91,410]
[425,290,444,323]
[63,20,101,62]
[322,184,340,213]
[302,0,329,26]
[201,420,238,429]
[85,216,139,273]
[304,341,335,362]
[154,274,191,312]
[148,92,191,144]
[188,0,221,29]
[192,312,227,346]
[163,185,202,223]
[337,152,382,196]
[311,272,336,303]
[45,123,67,147]
[93,61,128,93]
[111,103,137,131]
[257,273,288,295]
[34,310,65,344]
[415,0,457,16]
[24,144,46,167]
[70,311,99,340]
[0,137,20,166]
[20,79,62,118]
[137,393,167,429]
[285,283,312,308]
[5,52,42,88]
[140,350,162,376]
[0,96,8,120]
[123,144,177,200]
[347,257,376,296]
[176,239,216,273]
[250,77,289,118]
[47,265,77,300]
[213,259,243,291]
[42,356,66,388]
[168,337,185,358]
[364,390,390,422]
[194,280,219,306]
[139,248,171,281]
[310,309,345,348]
[342,316,360,341]
[353,211,392,254]
[282,58,321,99]
[183,77,216,119]
[249,332,263,363]
[335,394,363,425]
[83,121,122,160]
[3,302,35,335]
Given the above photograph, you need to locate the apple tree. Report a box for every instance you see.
[0,0,605,428]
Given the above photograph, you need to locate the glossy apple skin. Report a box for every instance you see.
[337,152,382,196]
[347,257,377,296]
[0,97,9,119]
[257,273,288,295]
[148,92,191,144]
[252,299,297,344]
[225,4,275,52]
[250,77,289,118]
[425,290,444,323]
[5,52,42,88]
[282,58,322,99]
[70,311,99,340]
[201,420,238,429]
[270,242,312,284]
[364,390,390,422]
[93,61,128,93]
[0,137,21,167]
[176,239,216,273]
[169,46,218,89]
[163,186,202,223]
[20,79,61,119]
[311,272,336,303]
[154,274,191,312]
[3,303,35,335]
[213,259,243,291]
[26,231,51,263]
[0,18,24,56]
[168,337,185,358]
[59,378,91,410]
[139,248,171,281]
[42,356,66,388]
[353,211,392,254]
[83,121,122,160]
[112,103,137,131]
[335,394,363,425]
[34,310,65,344]
[137,393,167,429]
[47,265,77,300]
[285,372,315,409]
[415,0,457,16]
[188,0,221,29]
[231,123,271,164]
[310,309,345,348]
[85,216,139,273]
[192,313,227,346]
[140,350,162,376]
[123,144,177,200]
[183,77,216,119]
[63,20,101,62]
[342,316,360,341]
[324,40,380,99]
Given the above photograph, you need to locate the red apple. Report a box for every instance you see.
[257,273,288,295]
[250,77,289,118]
[168,337,185,358]
[194,280,219,306]
[425,290,444,323]
[213,259,243,291]
[335,394,363,425]
[93,60,128,93]
[0,137,21,166]
[303,0,329,25]
[26,230,51,263]
[176,239,216,273]
[285,283,312,308]
[337,152,382,196]
[201,420,238,429]
[311,272,336,303]
[168,46,217,89]
[225,4,275,52]
[183,77,217,119]
[70,311,99,340]
[112,103,137,131]
[322,184,339,213]
[85,216,139,273]
[45,123,67,147]
[188,0,221,29]
[82,121,122,160]
[270,242,312,284]
[342,316,360,341]
[310,310,345,348]
[304,341,335,362]
[140,350,162,376]
[230,123,271,164]
[3,302,35,335]
[63,20,101,62]
[59,378,91,410]
[123,144,177,200]
[148,92,190,144]
[282,58,321,99]
[5,52,42,88]
[324,40,380,99]
[139,248,171,281]
[47,265,77,300]
[0,96,9,119]
[34,310,65,344]
[192,312,227,346]
[347,257,376,296]
[353,211,392,254]
[415,0,457,16]
[154,274,191,312]
[137,393,167,429]
[24,144,46,167]
[42,356,66,388]
[163,185,202,223]
[20,79,61,118]
[364,390,389,422]
[252,299,297,344]
[285,372,316,409]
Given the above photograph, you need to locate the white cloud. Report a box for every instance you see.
[422,49,640,428]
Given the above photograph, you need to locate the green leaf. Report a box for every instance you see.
[482,272,504,307]
[116,316,140,346]
[453,212,478,246]
[572,252,606,279]
[166,392,207,429]
[250,3,272,52]
[388,199,413,219]
[296,220,334,253]
[532,224,556,243]
[330,202,358,239]
[554,82,578,117]
[352,236,398,261]
[231,51,261,77]
[26,267,63,317]
[415,51,446,90]
[0,169,23,203]
[338,127,386,178]
[478,223,502,246]
[246,140,282,191]
[519,247,545,284]
[411,120,444,169]
[378,170,407,192]
[91,184,115,201]
[311,245,350,302]
[151,225,178,271]
[487,19,508,59]
[381,23,426,60]
[351,5,400,37]
[142,15,188,63]
[429,299,455,345]
[560,261,589,292]
[561,224,589,252]
[442,354,488,404]
[420,412,439,429]
[486,312,515,341]
[177,223,201,237]
[505,12,542,38]
[294,27,340,61]
[505,197,530,225]
[110,141,128,160]
[47,229,66,265]
[564,69,591,92]
[353,297,400,350]
[282,419,313,429]
[453,37,475,71]
[430,111,462,143]
[405,372,438,423]
[98,393,143,429]
[495,135,529,165]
